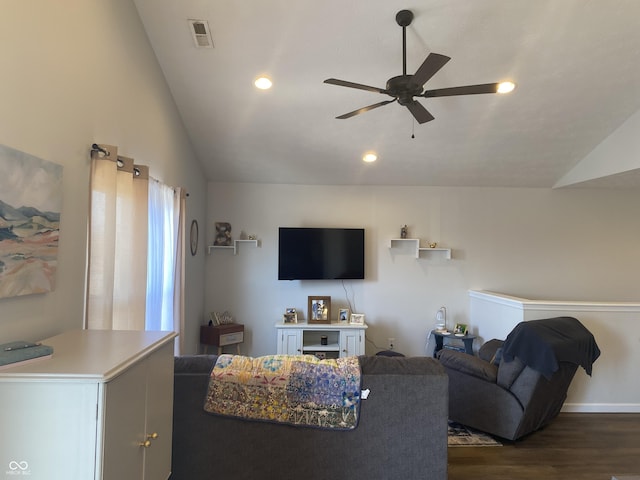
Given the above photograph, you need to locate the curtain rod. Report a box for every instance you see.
[91,143,109,157]
[149,175,189,197]
[92,144,190,196]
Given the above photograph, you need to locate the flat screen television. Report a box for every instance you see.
[278,227,365,280]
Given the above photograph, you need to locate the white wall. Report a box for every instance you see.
[0,0,207,347]
[470,290,640,412]
[205,183,640,359]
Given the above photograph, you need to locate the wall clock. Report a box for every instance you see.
[190,219,199,256]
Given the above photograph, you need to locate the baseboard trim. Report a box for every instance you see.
[562,403,640,413]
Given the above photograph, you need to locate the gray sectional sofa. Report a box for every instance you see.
[171,354,448,480]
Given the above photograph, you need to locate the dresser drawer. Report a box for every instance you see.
[219,331,244,346]
[200,324,245,347]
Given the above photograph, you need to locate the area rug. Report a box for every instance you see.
[448,421,502,447]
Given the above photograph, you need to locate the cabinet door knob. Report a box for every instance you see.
[147,432,159,440]
[139,440,152,448]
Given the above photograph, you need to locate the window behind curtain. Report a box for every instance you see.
[146,180,178,331]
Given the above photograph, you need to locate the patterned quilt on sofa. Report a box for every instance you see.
[204,354,361,430]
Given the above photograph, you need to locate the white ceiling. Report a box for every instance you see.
[133,0,640,188]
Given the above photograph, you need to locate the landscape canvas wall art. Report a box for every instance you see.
[0,144,63,298]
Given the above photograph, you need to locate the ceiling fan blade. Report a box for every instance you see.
[421,82,500,98]
[412,53,451,87]
[405,100,434,124]
[324,78,387,94]
[335,99,396,119]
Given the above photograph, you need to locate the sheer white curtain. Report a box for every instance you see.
[146,180,186,353]
[86,144,185,353]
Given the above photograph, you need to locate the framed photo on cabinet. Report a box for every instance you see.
[283,308,298,324]
[308,296,331,324]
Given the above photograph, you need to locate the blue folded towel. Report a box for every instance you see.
[0,341,54,368]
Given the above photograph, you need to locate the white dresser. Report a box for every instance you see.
[0,329,177,480]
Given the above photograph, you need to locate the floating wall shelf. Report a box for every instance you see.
[389,238,452,260]
[208,239,259,255]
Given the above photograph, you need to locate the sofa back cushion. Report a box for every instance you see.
[359,355,445,376]
[175,354,217,374]
[175,355,445,377]
[497,356,526,389]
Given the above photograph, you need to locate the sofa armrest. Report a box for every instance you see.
[174,355,217,374]
[438,350,498,383]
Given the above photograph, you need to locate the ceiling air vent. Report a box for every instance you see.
[188,19,213,48]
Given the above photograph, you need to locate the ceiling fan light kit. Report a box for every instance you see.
[324,9,513,124]
[497,81,516,94]
[254,76,273,90]
[362,152,378,163]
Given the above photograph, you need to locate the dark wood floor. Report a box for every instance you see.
[448,413,640,480]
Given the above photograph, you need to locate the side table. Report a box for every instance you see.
[431,330,475,358]
[200,324,244,354]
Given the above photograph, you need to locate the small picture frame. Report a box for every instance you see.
[209,311,234,326]
[308,296,331,324]
[454,323,468,335]
[350,313,365,325]
[283,308,297,324]
[338,308,350,323]
[214,311,234,325]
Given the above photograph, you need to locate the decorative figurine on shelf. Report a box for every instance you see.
[429,242,438,248]
[400,225,408,238]
[214,222,232,246]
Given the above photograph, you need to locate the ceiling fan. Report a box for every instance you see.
[324,9,507,124]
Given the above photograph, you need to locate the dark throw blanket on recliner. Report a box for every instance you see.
[502,316,601,379]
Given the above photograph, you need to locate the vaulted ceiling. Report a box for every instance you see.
[133,0,640,188]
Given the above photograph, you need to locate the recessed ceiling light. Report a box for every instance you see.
[497,81,516,94]
[254,76,272,90]
[363,152,377,163]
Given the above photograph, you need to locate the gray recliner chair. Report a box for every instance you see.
[438,316,600,441]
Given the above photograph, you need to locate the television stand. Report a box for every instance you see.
[275,321,367,358]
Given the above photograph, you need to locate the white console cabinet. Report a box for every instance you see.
[275,322,367,358]
[0,329,177,480]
